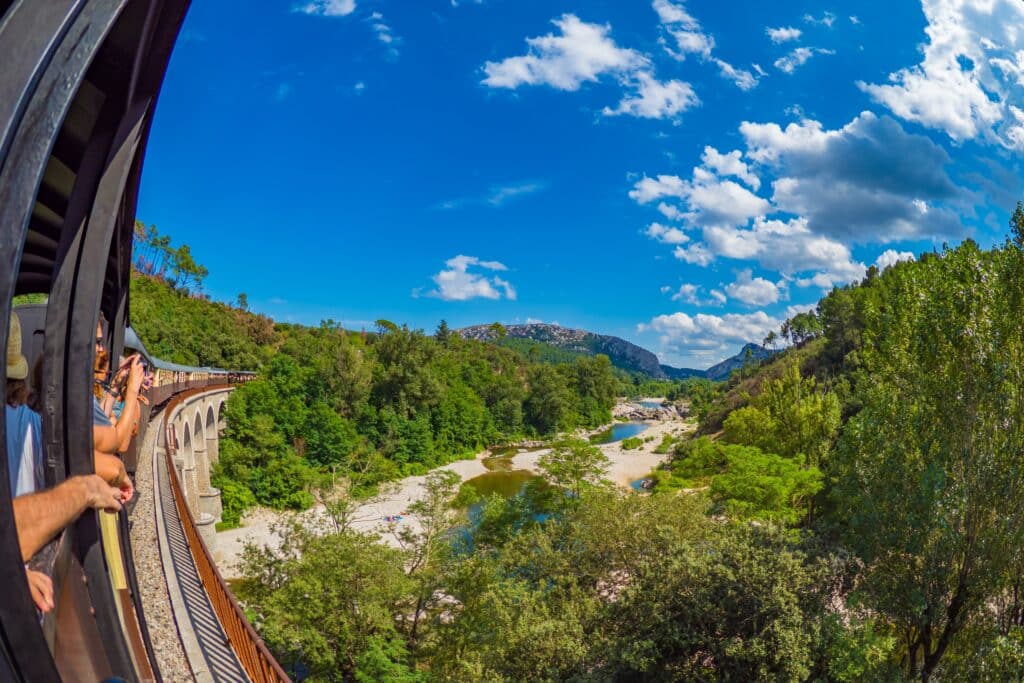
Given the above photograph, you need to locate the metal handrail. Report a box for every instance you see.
[162,383,291,683]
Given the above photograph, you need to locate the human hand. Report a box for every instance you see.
[26,569,54,613]
[126,355,144,393]
[80,474,122,512]
[117,474,135,505]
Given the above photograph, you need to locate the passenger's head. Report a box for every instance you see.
[93,315,110,395]
[7,312,28,407]
[94,318,108,371]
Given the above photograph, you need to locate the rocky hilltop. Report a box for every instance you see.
[460,323,775,381]
[460,323,670,377]
[703,342,774,381]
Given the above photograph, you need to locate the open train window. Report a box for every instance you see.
[0,1,190,680]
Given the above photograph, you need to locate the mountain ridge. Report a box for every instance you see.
[458,323,772,381]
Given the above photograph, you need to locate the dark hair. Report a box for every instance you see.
[97,311,109,340]
[6,378,27,407]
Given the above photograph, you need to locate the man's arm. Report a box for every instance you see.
[94,451,134,504]
[12,475,122,561]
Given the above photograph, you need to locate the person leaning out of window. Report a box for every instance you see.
[91,321,140,504]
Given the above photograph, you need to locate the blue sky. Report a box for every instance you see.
[137,0,1024,368]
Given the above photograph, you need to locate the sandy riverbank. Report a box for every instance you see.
[214,404,694,577]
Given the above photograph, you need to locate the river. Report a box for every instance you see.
[461,422,650,500]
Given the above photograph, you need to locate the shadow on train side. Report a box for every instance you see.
[0,2,280,681]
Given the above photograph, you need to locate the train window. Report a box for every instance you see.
[1,1,192,679]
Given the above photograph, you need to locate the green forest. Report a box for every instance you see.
[130,234,621,525]
[131,216,1024,681]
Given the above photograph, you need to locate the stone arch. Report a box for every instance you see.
[180,419,194,469]
[205,404,219,466]
[192,410,210,494]
[193,410,205,444]
[216,398,227,436]
[180,422,199,512]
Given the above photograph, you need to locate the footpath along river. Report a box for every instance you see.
[213,400,693,578]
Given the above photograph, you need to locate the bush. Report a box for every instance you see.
[620,437,643,450]
[216,478,257,530]
[653,433,676,454]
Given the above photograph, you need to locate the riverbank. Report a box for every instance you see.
[214,402,694,577]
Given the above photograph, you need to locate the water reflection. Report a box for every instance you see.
[589,422,648,444]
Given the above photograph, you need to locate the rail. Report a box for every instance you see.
[162,384,291,683]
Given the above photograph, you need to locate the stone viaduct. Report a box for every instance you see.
[163,387,232,549]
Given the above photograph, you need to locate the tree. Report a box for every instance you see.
[664,437,822,525]
[238,528,414,681]
[524,365,575,435]
[488,321,507,340]
[710,447,822,525]
[602,524,835,682]
[763,329,778,351]
[236,292,249,311]
[391,470,461,646]
[782,310,823,346]
[1011,199,1024,249]
[168,243,208,293]
[570,355,617,427]
[722,364,840,468]
[537,438,610,498]
[371,325,440,418]
[435,319,452,345]
[831,239,1024,681]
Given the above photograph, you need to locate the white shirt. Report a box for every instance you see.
[6,404,44,496]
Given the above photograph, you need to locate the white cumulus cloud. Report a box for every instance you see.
[673,243,714,266]
[713,59,758,91]
[646,222,690,245]
[655,0,759,90]
[739,111,965,242]
[639,310,781,355]
[857,0,1024,147]
[652,0,699,28]
[421,256,517,301]
[701,146,760,190]
[766,26,802,43]
[667,283,726,306]
[874,249,915,270]
[603,72,698,119]
[482,14,645,91]
[774,47,835,74]
[630,165,770,229]
[294,0,356,16]
[804,11,836,27]
[657,202,685,221]
[725,269,783,306]
[482,13,698,121]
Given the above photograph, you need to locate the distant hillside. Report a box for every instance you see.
[493,337,592,366]
[460,323,667,377]
[659,364,706,380]
[130,273,275,369]
[460,323,773,381]
[704,343,775,381]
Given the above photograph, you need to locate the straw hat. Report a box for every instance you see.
[7,312,28,380]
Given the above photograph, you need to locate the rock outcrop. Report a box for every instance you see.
[460,323,669,377]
